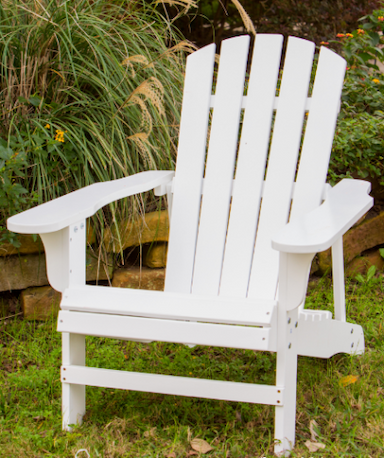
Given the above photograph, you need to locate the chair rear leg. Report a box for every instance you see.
[274,308,299,456]
[62,332,86,431]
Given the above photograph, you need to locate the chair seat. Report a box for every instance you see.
[60,285,276,326]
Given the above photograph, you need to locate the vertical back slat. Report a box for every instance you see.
[220,34,283,298]
[192,36,250,296]
[164,44,216,293]
[290,46,346,220]
[248,37,315,300]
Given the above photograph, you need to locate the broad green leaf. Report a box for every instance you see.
[367,265,376,281]
[29,96,43,107]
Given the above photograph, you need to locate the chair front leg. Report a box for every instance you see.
[43,220,88,430]
[62,333,86,431]
[274,251,314,455]
[274,306,299,455]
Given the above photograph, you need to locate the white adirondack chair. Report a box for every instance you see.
[8,34,373,454]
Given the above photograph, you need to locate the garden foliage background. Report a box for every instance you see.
[1,0,384,251]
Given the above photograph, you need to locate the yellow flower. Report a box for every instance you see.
[45,124,50,129]
[55,129,65,142]
[372,78,380,84]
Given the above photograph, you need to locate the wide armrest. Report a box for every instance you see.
[272,179,373,253]
[7,170,174,234]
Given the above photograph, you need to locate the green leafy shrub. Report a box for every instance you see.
[329,9,384,187]
[0,138,31,246]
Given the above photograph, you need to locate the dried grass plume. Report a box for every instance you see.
[231,0,256,36]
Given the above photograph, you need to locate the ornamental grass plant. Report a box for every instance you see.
[0,0,195,248]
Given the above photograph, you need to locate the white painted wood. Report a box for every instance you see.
[68,221,86,287]
[274,252,302,454]
[40,228,70,293]
[210,95,312,111]
[274,307,299,454]
[7,170,174,233]
[62,333,85,430]
[62,365,284,406]
[192,35,250,295]
[164,43,216,293]
[277,252,315,311]
[248,37,315,300]
[297,316,364,358]
[332,237,346,322]
[165,181,174,222]
[61,285,275,326]
[272,179,373,254]
[57,310,277,351]
[220,34,283,297]
[290,46,347,221]
[168,177,331,201]
[39,220,86,292]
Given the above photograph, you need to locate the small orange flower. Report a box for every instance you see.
[357,29,365,35]
[378,16,384,22]
[372,78,380,84]
[320,41,329,45]
[337,33,345,38]
[55,129,65,143]
[346,33,353,38]
[45,124,50,129]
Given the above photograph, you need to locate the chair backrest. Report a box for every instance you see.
[164,34,346,300]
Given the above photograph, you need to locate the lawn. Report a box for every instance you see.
[0,275,383,457]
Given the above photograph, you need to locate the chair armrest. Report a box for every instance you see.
[7,170,174,234]
[272,179,373,254]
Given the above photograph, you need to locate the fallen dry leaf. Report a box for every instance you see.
[309,419,319,441]
[339,375,358,387]
[143,427,156,438]
[187,451,198,456]
[166,453,176,458]
[190,438,213,454]
[305,440,326,452]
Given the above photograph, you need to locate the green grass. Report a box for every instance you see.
[1,276,383,457]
